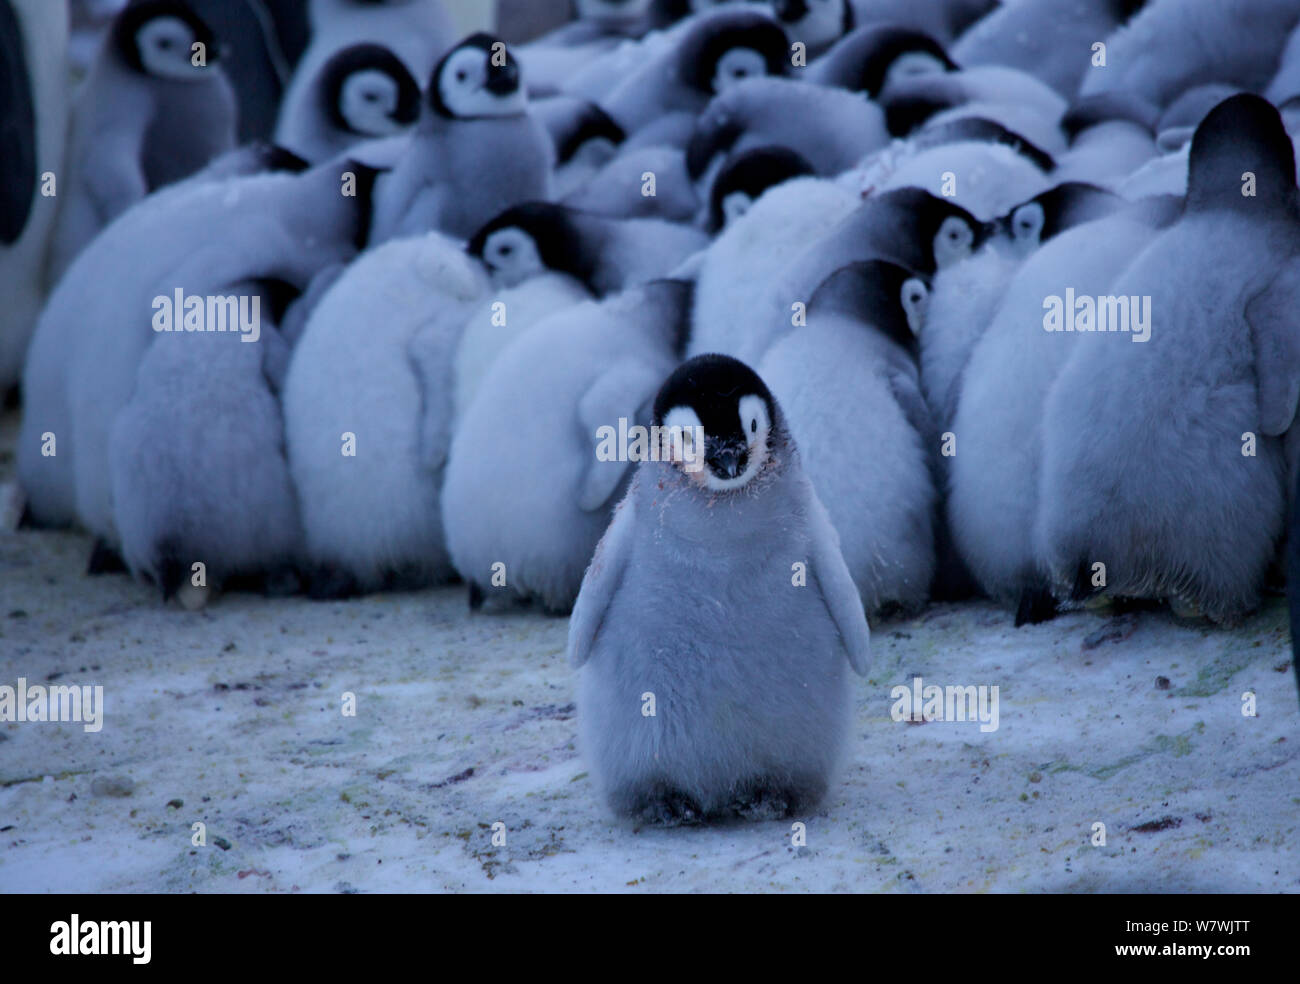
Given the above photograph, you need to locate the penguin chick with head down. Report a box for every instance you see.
[1037,94,1300,622]
[442,280,693,614]
[759,261,936,618]
[109,287,302,607]
[284,231,487,599]
[570,354,870,824]
[47,0,238,286]
[467,201,707,295]
[368,33,554,242]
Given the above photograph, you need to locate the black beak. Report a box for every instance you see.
[485,56,520,96]
[706,442,748,481]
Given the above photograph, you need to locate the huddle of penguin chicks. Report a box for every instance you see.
[10,0,1300,825]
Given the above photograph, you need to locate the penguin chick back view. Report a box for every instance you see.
[441,279,693,614]
[1037,94,1300,621]
[570,354,870,824]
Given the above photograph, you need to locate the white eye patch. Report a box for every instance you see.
[933,215,975,269]
[881,51,948,96]
[900,277,929,335]
[662,406,706,473]
[1010,201,1044,252]
[137,17,200,80]
[721,190,753,227]
[481,228,545,286]
[439,46,526,118]
[712,48,768,93]
[339,70,402,135]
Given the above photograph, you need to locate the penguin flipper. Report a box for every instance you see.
[84,137,149,227]
[567,494,637,668]
[1246,257,1300,436]
[575,361,663,512]
[806,489,872,677]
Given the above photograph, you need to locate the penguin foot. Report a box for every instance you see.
[16,503,35,530]
[307,565,361,600]
[2,383,19,410]
[632,787,704,827]
[1014,585,1058,627]
[86,539,127,576]
[730,784,797,822]
[468,582,485,611]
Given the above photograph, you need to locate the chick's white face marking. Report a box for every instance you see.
[712,47,768,93]
[136,16,204,80]
[666,396,771,491]
[933,215,975,268]
[481,228,545,285]
[882,52,948,95]
[1009,201,1044,255]
[901,277,929,335]
[340,69,404,135]
[721,190,753,227]
[439,46,526,119]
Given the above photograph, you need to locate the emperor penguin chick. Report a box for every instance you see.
[571,354,870,824]
[759,262,936,619]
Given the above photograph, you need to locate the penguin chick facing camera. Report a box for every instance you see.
[570,354,870,825]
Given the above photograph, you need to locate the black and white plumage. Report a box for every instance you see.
[759,261,937,618]
[368,33,555,242]
[46,0,238,286]
[467,201,706,295]
[275,42,421,163]
[570,353,869,823]
[1037,95,1300,621]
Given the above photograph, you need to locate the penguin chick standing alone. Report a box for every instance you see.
[47,0,238,286]
[570,354,870,824]
[368,33,554,242]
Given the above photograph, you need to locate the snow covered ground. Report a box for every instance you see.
[1,408,1297,893]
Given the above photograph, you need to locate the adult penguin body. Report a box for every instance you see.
[467,202,707,296]
[46,0,238,286]
[0,0,67,394]
[109,289,301,605]
[1037,96,1300,621]
[368,34,554,242]
[759,262,936,618]
[19,158,372,545]
[442,280,693,613]
[570,354,869,824]
[284,232,486,597]
[945,198,1175,622]
[274,43,421,163]
[275,0,454,150]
